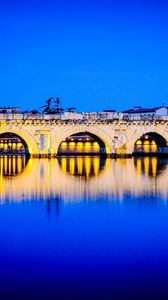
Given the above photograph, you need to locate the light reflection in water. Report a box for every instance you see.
[0,156,168,204]
[1,156,168,300]
[58,156,106,178]
[0,156,28,177]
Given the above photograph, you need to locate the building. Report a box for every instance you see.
[0,107,20,114]
[122,106,168,116]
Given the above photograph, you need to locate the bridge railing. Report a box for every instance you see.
[0,113,168,122]
[0,113,62,120]
[123,115,168,121]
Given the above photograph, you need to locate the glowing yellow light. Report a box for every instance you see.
[85,142,91,148]
[93,157,100,176]
[77,142,83,148]
[144,145,150,152]
[151,144,157,152]
[144,157,149,176]
[61,142,67,147]
[77,157,83,174]
[17,143,22,148]
[50,148,55,155]
[29,147,32,154]
[69,142,75,146]
[0,158,3,184]
[8,158,11,175]
[85,157,91,177]
[4,156,7,173]
[144,140,150,145]
[17,158,22,173]
[26,158,33,171]
[93,142,99,148]
[150,140,157,152]
[69,157,75,175]
[93,142,100,153]
[61,157,67,173]
[13,157,16,174]
[151,157,157,176]
[136,159,142,176]
[136,140,142,145]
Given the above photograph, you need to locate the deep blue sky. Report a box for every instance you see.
[0,0,168,112]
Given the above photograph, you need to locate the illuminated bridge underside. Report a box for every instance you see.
[0,115,168,157]
[0,133,28,156]
[134,132,168,156]
[58,133,106,155]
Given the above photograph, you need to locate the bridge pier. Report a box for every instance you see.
[107,153,132,158]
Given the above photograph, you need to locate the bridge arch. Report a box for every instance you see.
[0,127,39,156]
[55,126,112,155]
[128,129,168,154]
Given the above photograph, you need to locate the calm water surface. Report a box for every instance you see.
[0,156,168,299]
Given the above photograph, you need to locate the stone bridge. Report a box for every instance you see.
[0,113,168,157]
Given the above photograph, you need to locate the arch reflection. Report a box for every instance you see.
[57,156,107,179]
[0,157,168,207]
[133,157,168,177]
[0,156,29,177]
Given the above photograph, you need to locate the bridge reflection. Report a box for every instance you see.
[0,157,168,208]
[0,156,28,177]
[133,157,168,177]
[57,156,107,179]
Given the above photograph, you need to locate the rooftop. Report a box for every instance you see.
[122,106,166,114]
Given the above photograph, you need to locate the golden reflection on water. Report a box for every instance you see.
[0,156,168,203]
[0,156,28,177]
[133,157,158,177]
[58,156,107,179]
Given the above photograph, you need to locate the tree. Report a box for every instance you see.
[39,97,64,114]
[52,97,64,114]
[39,97,53,114]
[67,107,76,112]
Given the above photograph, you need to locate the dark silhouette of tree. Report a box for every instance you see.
[55,97,60,105]
[30,109,38,114]
[39,97,64,114]
[52,97,64,114]
[39,97,53,114]
[67,107,76,112]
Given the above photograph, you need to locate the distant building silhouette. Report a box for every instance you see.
[0,106,20,114]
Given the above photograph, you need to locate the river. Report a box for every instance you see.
[0,156,168,299]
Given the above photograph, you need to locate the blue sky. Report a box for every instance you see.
[0,0,168,112]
